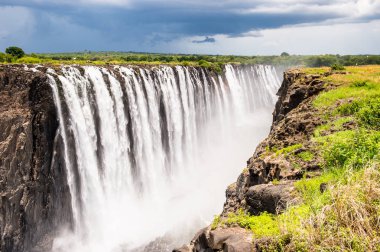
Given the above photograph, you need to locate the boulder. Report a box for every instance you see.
[246,182,299,215]
[209,228,253,252]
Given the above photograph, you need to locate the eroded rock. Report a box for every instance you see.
[174,227,253,252]
[246,182,300,215]
[0,65,72,252]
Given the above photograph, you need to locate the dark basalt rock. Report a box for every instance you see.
[246,182,299,215]
[0,65,72,252]
[273,71,325,126]
[173,227,253,252]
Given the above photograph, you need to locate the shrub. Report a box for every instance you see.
[337,100,362,115]
[330,63,345,71]
[351,80,369,88]
[16,56,41,64]
[0,52,5,62]
[336,98,380,130]
[297,151,314,162]
[211,215,221,230]
[356,99,380,130]
[317,130,380,168]
[198,59,211,68]
[5,54,14,63]
[5,46,25,58]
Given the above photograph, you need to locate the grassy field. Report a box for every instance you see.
[212,65,380,251]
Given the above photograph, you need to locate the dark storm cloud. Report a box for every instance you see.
[0,0,379,52]
[28,4,334,42]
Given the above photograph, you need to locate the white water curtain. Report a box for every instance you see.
[47,64,281,252]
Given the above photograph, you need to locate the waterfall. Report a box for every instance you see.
[47,64,281,252]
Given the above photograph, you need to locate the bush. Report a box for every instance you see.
[330,63,345,71]
[356,99,380,130]
[198,59,211,68]
[5,46,25,58]
[16,56,41,64]
[0,52,5,62]
[297,151,314,162]
[319,130,380,168]
[5,54,14,63]
[336,97,380,130]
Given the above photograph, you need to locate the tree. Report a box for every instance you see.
[5,46,25,58]
[281,52,290,57]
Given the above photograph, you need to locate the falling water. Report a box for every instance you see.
[47,64,281,252]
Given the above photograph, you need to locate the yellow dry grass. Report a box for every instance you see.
[300,163,380,251]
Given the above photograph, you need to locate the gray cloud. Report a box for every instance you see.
[192,37,216,44]
[0,0,379,53]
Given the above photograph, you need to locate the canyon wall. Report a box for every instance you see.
[0,65,72,252]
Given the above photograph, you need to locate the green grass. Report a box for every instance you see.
[303,67,330,75]
[313,117,354,137]
[296,151,314,162]
[272,178,280,185]
[226,210,281,238]
[314,129,380,168]
[313,81,380,108]
[313,66,380,108]
[211,215,221,230]
[294,172,334,210]
[275,144,303,156]
[337,98,380,130]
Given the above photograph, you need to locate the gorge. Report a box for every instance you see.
[0,64,281,252]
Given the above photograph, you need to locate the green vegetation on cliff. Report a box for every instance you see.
[212,66,380,251]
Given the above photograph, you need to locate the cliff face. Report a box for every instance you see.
[0,65,72,252]
[175,69,330,252]
[222,70,326,215]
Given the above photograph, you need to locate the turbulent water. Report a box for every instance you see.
[46,64,281,252]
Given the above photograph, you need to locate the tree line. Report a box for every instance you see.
[1,46,380,68]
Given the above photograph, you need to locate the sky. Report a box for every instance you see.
[0,0,380,55]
